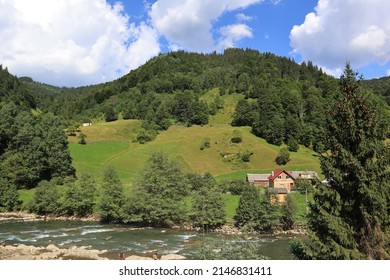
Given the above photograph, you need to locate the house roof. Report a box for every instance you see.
[268,187,288,194]
[290,171,319,180]
[268,170,294,180]
[246,174,269,182]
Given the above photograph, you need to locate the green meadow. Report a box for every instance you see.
[69,92,321,184]
[63,91,319,220]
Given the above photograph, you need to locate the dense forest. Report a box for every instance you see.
[21,48,389,150]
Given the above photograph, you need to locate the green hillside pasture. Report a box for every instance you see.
[68,119,140,143]
[70,141,137,183]
[70,124,321,184]
[201,90,244,125]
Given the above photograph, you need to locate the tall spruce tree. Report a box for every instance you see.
[291,63,390,260]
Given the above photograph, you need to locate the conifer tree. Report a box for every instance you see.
[291,63,390,260]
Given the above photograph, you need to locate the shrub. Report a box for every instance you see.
[200,137,211,150]
[231,130,243,143]
[275,148,290,165]
[240,150,253,162]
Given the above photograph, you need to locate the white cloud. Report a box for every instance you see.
[290,0,390,76]
[219,24,253,49]
[387,69,390,76]
[149,0,262,52]
[0,0,160,86]
[236,13,254,22]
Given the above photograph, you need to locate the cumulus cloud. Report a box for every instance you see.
[219,24,253,49]
[0,0,160,86]
[149,0,262,52]
[290,0,390,75]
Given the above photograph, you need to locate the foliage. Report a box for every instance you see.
[231,129,243,143]
[275,148,290,165]
[292,64,390,260]
[194,235,267,260]
[294,178,313,194]
[287,138,299,152]
[0,106,75,188]
[78,133,87,145]
[62,174,96,217]
[280,195,297,230]
[240,150,253,162]
[28,181,61,215]
[191,173,226,230]
[224,180,250,195]
[234,186,279,232]
[0,177,21,211]
[97,166,125,223]
[234,186,261,230]
[231,99,257,127]
[104,105,118,122]
[199,137,211,150]
[126,152,190,226]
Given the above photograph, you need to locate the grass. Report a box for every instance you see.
[223,194,240,221]
[68,119,140,143]
[69,124,321,184]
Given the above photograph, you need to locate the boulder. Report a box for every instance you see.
[160,254,186,260]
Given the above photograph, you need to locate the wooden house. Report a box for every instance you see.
[246,174,269,187]
[268,170,295,191]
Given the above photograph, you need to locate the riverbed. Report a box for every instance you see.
[0,219,296,259]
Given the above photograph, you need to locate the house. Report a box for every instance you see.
[247,169,319,192]
[290,171,318,182]
[267,187,288,205]
[246,174,269,187]
[268,170,295,191]
[82,122,92,127]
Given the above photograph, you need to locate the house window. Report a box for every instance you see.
[278,175,282,179]
[286,175,290,179]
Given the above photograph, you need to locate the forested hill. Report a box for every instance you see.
[23,48,335,120]
[0,65,36,109]
[362,76,390,105]
[18,49,387,151]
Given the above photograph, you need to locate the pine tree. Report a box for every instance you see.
[291,63,390,260]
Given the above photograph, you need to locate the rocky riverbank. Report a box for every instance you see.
[0,211,99,222]
[0,244,187,260]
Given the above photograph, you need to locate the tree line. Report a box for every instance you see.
[14,152,295,233]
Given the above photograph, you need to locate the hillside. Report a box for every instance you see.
[68,91,321,184]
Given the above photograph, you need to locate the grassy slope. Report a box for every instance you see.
[69,92,321,184]
[65,90,319,221]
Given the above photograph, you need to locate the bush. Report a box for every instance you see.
[226,180,249,195]
[200,137,211,150]
[231,130,243,143]
[275,148,290,165]
[240,150,253,162]
[78,133,87,145]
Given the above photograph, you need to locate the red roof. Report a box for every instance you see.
[268,170,294,180]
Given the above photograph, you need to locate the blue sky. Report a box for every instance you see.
[1,0,390,87]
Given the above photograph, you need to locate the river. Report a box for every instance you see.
[0,220,296,259]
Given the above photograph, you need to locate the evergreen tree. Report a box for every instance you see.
[98,166,125,223]
[291,64,390,260]
[234,185,261,230]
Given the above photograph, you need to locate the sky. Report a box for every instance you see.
[1,0,390,87]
